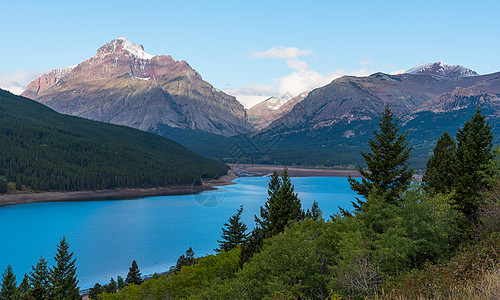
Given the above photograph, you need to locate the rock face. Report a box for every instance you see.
[247,92,308,131]
[22,38,251,137]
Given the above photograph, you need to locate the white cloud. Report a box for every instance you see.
[230,46,375,108]
[0,70,43,95]
[225,84,278,108]
[389,70,406,75]
[252,46,313,59]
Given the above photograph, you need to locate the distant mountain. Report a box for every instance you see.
[22,38,251,137]
[247,92,308,130]
[406,61,478,78]
[0,89,228,192]
[192,64,497,169]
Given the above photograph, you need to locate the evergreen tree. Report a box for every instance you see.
[18,274,29,300]
[267,167,303,236]
[215,205,249,252]
[305,200,323,220]
[88,283,102,299]
[174,247,196,273]
[125,260,142,286]
[241,168,303,265]
[347,106,414,210]
[254,171,280,234]
[29,257,51,299]
[105,277,117,293]
[423,131,457,195]
[116,276,125,290]
[0,265,18,300]
[50,237,80,299]
[454,107,494,219]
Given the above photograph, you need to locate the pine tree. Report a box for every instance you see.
[305,200,323,220]
[105,277,117,293]
[254,171,280,234]
[88,283,102,299]
[0,265,18,300]
[347,106,414,210]
[241,167,304,265]
[215,205,249,252]
[50,237,80,299]
[18,274,29,300]
[116,275,125,290]
[125,260,142,286]
[454,107,494,219]
[267,167,303,236]
[29,257,51,299]
[174,247,196,273]
[423,131,457,195]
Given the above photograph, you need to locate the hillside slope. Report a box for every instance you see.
[0,89,228,192]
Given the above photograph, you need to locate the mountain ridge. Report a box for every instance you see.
[22,38,251,137]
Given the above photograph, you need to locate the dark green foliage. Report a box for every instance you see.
[454,107,494,219]
[105,277,117,293]
[50,237,80,299]
[305,200,323,220]
[0,176,7,194]
[18,274,29,300]
[232,219,338,299]
[174,247,196,273]
[116,276,125,290]
[125,260,142,286]
[29,257,51,299]
[0,265,18,300]
[88,283,102,299]
[242,168,304,264]
[423,131,456,195]
[348,106,414,210]
[0,89,228,192]
[215,205,248,252]
[257,167,303,237]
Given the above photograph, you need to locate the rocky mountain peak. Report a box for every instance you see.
[97,37,154,60]
[406,61,478,78]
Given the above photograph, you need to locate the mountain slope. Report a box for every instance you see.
[247,92,309,131]
[0,89,228,192]
[22,38,251,137]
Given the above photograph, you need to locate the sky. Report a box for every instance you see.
[1,0,499,108]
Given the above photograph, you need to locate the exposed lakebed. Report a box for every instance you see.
[0,176,357,288]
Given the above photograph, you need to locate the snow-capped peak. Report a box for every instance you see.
[263,96,288,110]
[98,37,154,60]
[405,61,478,78]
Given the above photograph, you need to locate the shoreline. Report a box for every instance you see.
[0,165,359,207]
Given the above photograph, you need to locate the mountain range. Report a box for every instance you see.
[22,39,500,169]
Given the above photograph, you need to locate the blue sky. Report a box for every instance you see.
[1,0,499,107]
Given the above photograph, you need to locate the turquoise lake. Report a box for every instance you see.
[0,176,357,289]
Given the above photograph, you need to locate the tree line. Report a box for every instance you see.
[0,89,228,193]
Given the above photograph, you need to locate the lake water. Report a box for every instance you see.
[0,176,357,289]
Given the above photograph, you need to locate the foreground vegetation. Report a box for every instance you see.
[1,107,498,299]
[0,89,228,193]
[90,107,499,299]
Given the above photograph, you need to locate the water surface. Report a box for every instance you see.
[0,176,356,288]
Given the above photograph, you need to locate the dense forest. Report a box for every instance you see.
[0,89,228,193]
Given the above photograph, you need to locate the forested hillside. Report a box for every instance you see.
[0,89,228,192]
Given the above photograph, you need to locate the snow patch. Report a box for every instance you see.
[106,37,154,60]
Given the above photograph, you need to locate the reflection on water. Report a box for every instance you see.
[0,176,356,288]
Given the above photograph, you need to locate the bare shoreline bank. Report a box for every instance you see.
[0,166,359,206]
